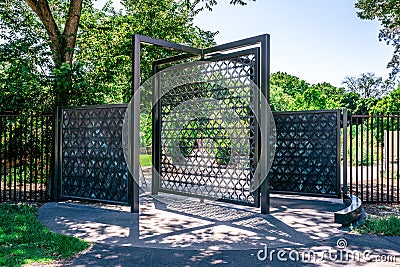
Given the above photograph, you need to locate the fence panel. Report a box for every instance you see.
[269,110,341,198]
[0,115,54,203]
[349,114,400,203]
[57,105,129,204]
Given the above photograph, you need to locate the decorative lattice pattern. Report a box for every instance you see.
[269,110,340,197]
[60,106,129,203]
[158,55,259,206]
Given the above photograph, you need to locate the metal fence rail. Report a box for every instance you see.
[349,114,400,203]
[0,114,54,203]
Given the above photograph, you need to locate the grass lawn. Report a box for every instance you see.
[0,203,89,267]
[352,215,400,236]
[140,154,152,167]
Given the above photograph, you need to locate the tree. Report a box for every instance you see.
[341,92,361,114]
[269,73,345,111]
[23,0,84,107]
[355,0,400,78]
[22,0,82,69]
[269,85,295,111]
[270,72,309,97]
[0,56,52,114]
[342,72,393,98]
[0,0,217,111]
[293,87,339,111]
[187,0,255,11]
[75,0,216,104]
[371,84,400,114]
[0,0,83,108]
[0,1,53,114]
[354,97,379,114]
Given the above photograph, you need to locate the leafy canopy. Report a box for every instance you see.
[355,0,400,78]
[0,0,216,113]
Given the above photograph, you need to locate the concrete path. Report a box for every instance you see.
[38,194,400,266]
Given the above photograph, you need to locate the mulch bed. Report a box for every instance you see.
[363,203,400,217]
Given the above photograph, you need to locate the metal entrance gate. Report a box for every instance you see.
[154,53,260,206]
[130,35,271,213]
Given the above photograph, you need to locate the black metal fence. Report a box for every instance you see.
[0,114,54,203]
[269,110,341,198]
[56,105,130,205]
[349,114,400,203]
[2,109,400,206]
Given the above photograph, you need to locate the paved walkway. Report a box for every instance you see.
[38,194,400,266]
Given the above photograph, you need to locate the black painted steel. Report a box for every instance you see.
[133,34,270,212]
[0,114,53,203]
[349,114,400,203]
[156,51,260,206]
[58,105,129,204]
[269,110,341,198]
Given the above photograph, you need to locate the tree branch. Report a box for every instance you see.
[23,0,61,63]
[63,0,83,63]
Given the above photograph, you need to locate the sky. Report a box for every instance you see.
[96,0,393,88]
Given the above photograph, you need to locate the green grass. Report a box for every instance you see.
[0,203,90,267]
[140,154,152,167]
[352,216,400,236]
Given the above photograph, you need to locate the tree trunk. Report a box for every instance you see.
[24,0,83,107]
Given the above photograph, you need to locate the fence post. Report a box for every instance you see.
[260,34,270,214]
[53,108,60,202]
[130,34,141,213]
[343,108,348,196]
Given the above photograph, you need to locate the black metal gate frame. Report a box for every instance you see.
[131,34,271,213]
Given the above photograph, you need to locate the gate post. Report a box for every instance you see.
[260,34,271,214]
[53,107,61,202]
[152,64,160,196]
[342,108,348,196]
[130,35,141,213]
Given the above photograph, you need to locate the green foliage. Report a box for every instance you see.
[269,71,395,114]
[346,123,380,166]
[140,113,152,147]
[0,58,52,114]
[310,82,344,103]
[356,0,400,78]
[293,87,340,110]
[269,85,295,111]
[355,97,380,114]
[0,0,216,112]
[269,73,344,111]
[183,0,255,11]
[139,154,152,167]
[178,118,231,165]
[0,0,53,114]
[341,92,360,114]
[270,71,309,97]
[75,0,216,104]
[352,215,400,236]
[371,85,400,114]
[0,203,89,266]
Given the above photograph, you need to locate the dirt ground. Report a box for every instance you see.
[363,203,400,217]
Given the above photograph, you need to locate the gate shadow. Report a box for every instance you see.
[39,194,346,252]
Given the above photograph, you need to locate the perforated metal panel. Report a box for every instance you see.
[156,52,260,206]
[59,105,129,204]
[269,110,341,197]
